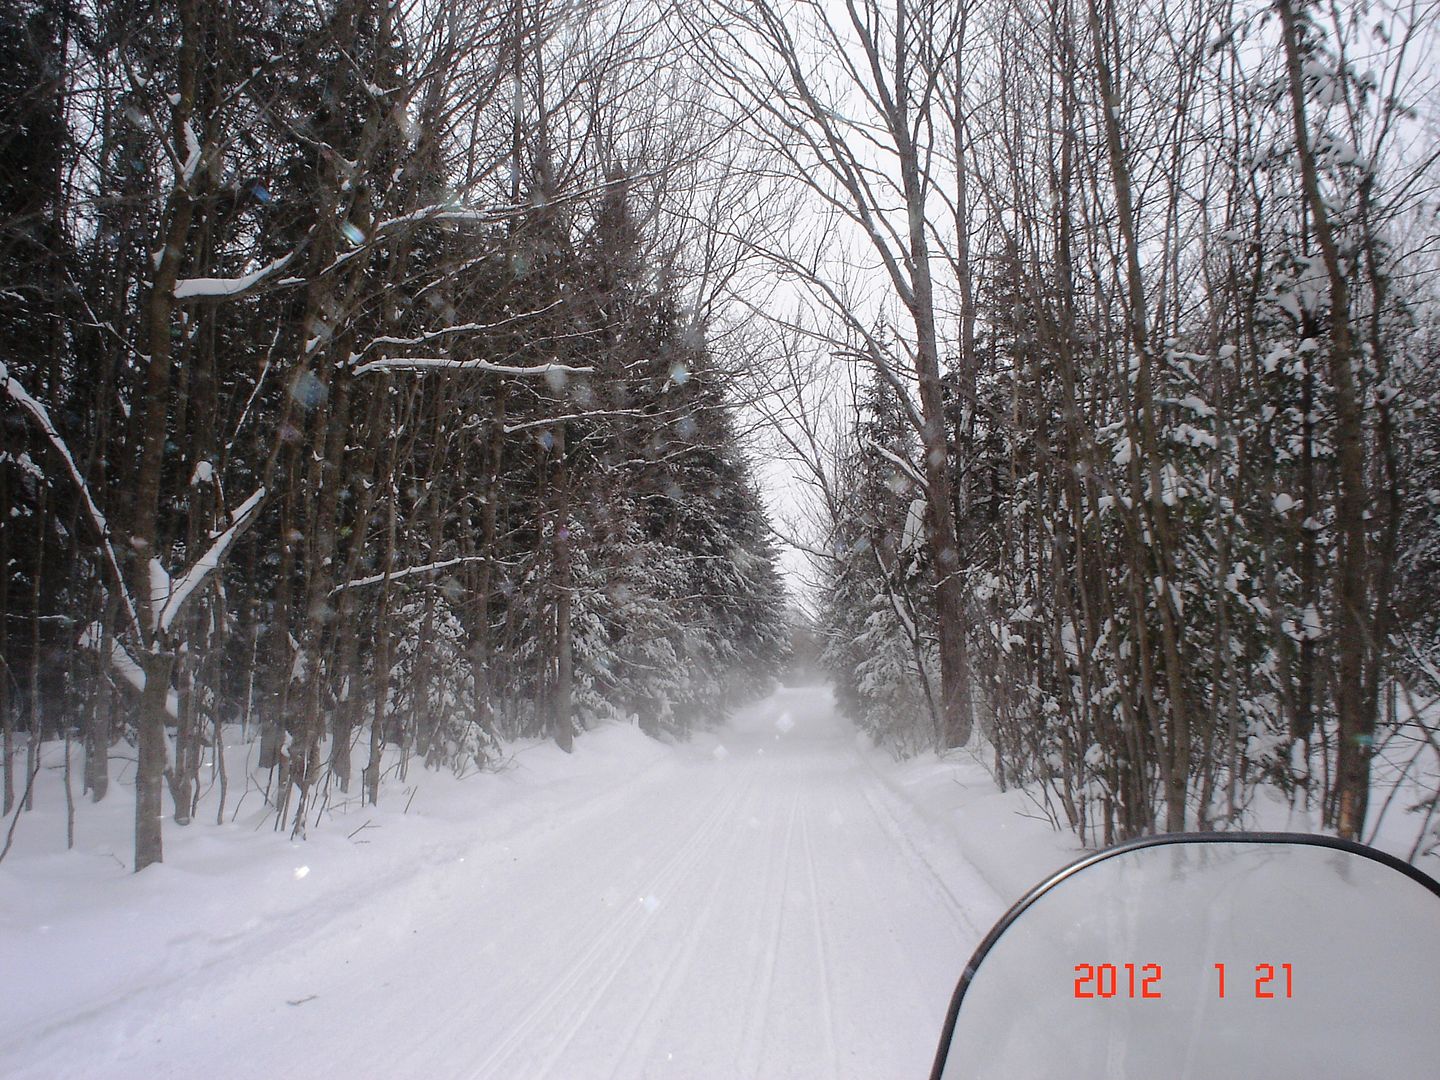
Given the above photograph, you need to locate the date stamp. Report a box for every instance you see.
[1073,962,1294,999]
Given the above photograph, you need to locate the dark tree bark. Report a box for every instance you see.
[1277,0,1373,840]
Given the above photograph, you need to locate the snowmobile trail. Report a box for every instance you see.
[3,686,994,1079]
[734,789,801,1078]
[796,803,841,1078]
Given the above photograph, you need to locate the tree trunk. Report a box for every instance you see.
[551,423,574,753]
[1,419,11,816]
[364,410,403,806]
[1278,0,1373,840]
[1085,0,1191,830]
[893,9,972,749]
[129,0,200,866]
[134,651,173,871]
[84,613,116,802]
[468,390,508,742]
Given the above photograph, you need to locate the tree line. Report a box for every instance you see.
[712,0,1439,849]
[0,0,787,869]
[4,0,1437,870]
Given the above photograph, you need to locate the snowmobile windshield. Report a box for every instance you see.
[930,834,1440,1080]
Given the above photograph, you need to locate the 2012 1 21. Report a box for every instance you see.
[1072,962,1294,999]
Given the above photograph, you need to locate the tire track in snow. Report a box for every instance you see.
[356,774,711,1080]
[737,789,802,1079]
[798,800,840,1079]
[589,776,756,1080]
[837,781,965,1048]
[478,783,748,1077]
[18,743,702,1078]
[470,771,753,1079]
[534,771,754,1080]
[857,772,989,940]
[6,688,1038,1080]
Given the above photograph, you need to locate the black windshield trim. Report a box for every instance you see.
[928,831,1440,1080]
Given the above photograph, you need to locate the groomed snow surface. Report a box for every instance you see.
[0,685,1080,1079]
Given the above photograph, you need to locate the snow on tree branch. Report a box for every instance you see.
[319,171,665,276]
[330,554,491,595]
[79,624,179,720]
[503,409,645,434]
[2,362,141,639]
[157,486,267,634]
[865,438,927,492]
[350,357,594,377]
[355,302,564,354]
[174,252,298,301]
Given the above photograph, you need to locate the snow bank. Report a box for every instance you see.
[855,738,1085,910]
[0,720,674,1070]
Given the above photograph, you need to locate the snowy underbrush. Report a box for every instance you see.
[1241,704,1440,874]
[0,719,676,1052]
[853,708,1440,903]
[856,737,1088,907]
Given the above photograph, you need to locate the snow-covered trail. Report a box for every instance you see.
[5,686,1007,1079]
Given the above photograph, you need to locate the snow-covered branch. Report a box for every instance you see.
[2,362,141,639]
[864,438,927,492]
[174,252,298,301]
[364,175,662,240]
[318,170,666,276]
[157,486,268,634]
[356,302,564,354]
[330,554,491,595]
[503,409,645,434]
[79,624,179,720]
[351,357,594,377]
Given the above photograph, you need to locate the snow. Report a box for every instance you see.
[157,486,266,634]
[1176,394,1214,418]
[864,438,926,490]
[7,450,42,477]
[2,363,141,639]
[178,120,201,185]
[173,253,295,300]
[75,624,180,720]
[351,357,595,378]
[0,686,1079,1079]
[358,303,563,356]
[901,496,927,552]
[3,685,1436,1077]
[148,557,171,608]
[331,553,490,595]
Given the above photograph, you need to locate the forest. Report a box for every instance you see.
[2,0,1438,873]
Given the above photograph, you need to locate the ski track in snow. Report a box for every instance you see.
[2,687,1000,1079]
